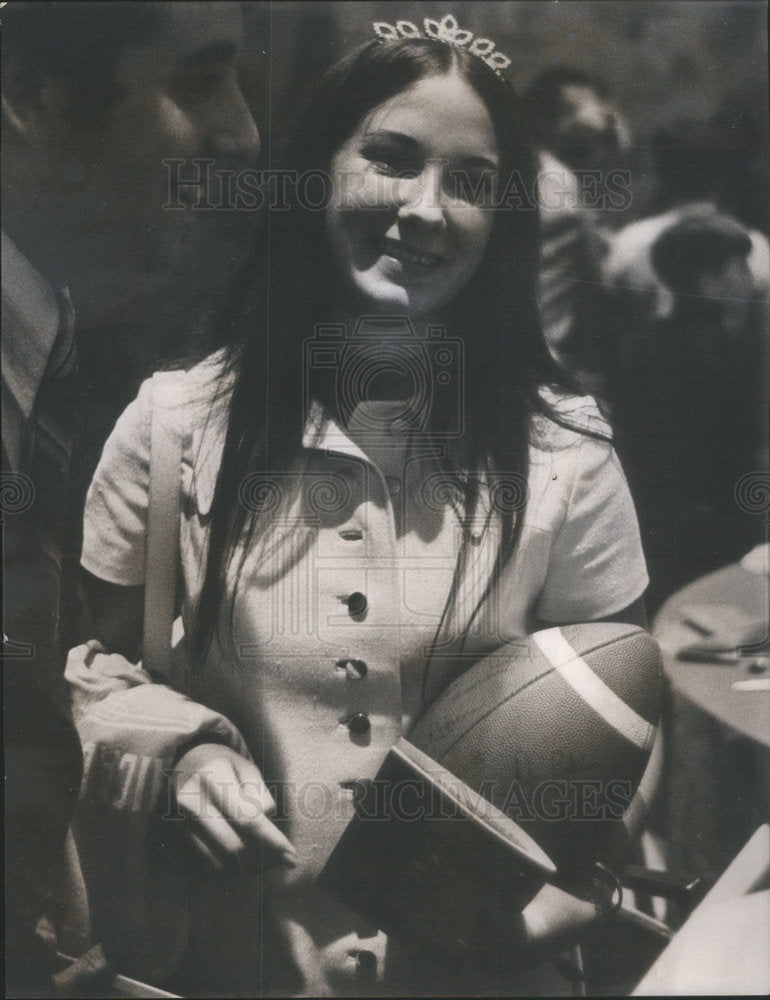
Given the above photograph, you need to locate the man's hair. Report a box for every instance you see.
[522,66,609,144]
[1,1,161,127]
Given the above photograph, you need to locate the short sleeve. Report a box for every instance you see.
[536,435,649,622]
[80,379,154,586]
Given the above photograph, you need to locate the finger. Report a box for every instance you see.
[251,812,298,865]
[183,799,248,864]
[203,761,276,818]
[189,804,294,871]
[174,772,223,830]
[174,764,254,825]
[188,829,224,871]
[173,761,295,863]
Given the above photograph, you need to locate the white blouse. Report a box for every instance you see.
[77,351,648,995]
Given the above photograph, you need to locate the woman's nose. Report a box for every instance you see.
[396,164,445,227]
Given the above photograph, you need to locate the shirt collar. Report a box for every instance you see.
[302,399,412,461]
[194,398,412,516]
[1,230,67,419]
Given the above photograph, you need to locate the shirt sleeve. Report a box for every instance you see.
[536,434,649,622]
[80,378,154,586]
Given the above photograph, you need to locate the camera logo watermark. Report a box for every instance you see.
[0,471,35,519]
[304,316,464,439]
[1,472,37,659]
[735,471,770,520]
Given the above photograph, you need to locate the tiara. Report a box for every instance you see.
[373,14,511,76]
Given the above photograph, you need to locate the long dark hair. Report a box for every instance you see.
[191,38,584,670]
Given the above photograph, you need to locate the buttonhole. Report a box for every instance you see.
[339,779,371,805]
[342,779,379,817]
[339,528,363,541]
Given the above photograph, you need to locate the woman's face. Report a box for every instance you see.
[326,71,499,319]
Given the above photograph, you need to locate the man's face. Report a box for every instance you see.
[52,2,261,289]
[553,83,631,172]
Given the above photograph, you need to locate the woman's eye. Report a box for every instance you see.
[368,159,420,179]
[368,159,396,176]
[370,160,420,179]
[362,145,421,179]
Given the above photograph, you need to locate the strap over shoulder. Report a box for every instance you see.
[142,374,184,679]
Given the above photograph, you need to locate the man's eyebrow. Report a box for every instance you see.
[179,41,239,69]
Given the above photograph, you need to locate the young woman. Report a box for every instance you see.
[69,24,648,997]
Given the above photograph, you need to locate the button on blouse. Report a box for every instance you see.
[79,354,649,995]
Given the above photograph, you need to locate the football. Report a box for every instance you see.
[408,622,663,874]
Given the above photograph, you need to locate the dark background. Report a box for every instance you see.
[243,1,769,144]
[74,0,769,608]
[78,1,768,376]
[241,0,768,221]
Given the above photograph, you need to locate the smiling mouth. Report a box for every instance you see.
[379,238,445,269]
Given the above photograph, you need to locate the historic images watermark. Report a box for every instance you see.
[163,159,633,213]
[77,746,634,825]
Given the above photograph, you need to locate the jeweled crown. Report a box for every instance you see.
[373,14,511,76]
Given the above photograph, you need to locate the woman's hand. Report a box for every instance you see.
[171,743,297,871]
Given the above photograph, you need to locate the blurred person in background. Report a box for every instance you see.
[650,100,770,237]
[598,97,769,904]
[601,201,768,612]
[2,2,260,992]
[571,88,770,611]
[523,66,644,391]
